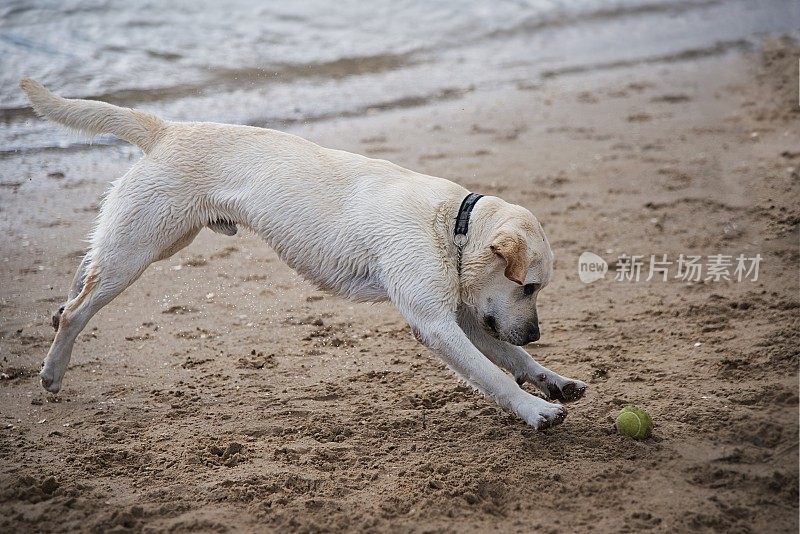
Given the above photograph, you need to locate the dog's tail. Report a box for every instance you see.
[19,78,166,153]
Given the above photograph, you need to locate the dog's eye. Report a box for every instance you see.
[523,283,539,296]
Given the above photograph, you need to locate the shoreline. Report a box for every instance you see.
[2,0,797,153]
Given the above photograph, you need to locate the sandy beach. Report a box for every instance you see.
[0,16,798,534]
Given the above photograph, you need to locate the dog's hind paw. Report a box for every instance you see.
[39,370,60,393]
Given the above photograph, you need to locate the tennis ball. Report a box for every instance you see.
[615,406,652,439]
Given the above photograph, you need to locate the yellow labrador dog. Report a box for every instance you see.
[21,78,586,430]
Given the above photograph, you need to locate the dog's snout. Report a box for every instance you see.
[526,324,540,343]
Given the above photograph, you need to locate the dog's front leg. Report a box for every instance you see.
[458,310,587,403]
[407,312,566,430]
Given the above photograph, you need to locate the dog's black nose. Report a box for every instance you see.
[526,324,540,343]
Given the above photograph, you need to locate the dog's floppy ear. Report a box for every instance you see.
[490,231,528,284]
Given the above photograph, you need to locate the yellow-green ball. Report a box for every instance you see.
[615,406,652,439]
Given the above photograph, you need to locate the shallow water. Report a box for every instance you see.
[0,0,797,153]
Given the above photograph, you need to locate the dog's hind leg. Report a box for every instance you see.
[52,253,91,331]
[52,224,201,333]
[42,230,200,392]
[41,166,201,393]
[41,250,144,392]
[458,309,587,403]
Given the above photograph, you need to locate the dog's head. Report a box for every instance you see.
[462,199,554,345]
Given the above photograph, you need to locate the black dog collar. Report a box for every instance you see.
[454,193,484,245]
[453,193,483,274]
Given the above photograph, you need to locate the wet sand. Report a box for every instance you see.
[0,41,798,532]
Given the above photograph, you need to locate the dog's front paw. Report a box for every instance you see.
[535,404,567,430]
[516,398,567,430]
[546,379,587,403]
